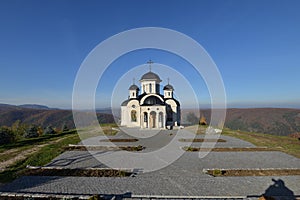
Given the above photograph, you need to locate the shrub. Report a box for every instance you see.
[212,169,223,176]
[199,115,207,125]
[0,126,16,145]
[24,125,39,138]
[11,120,28,139]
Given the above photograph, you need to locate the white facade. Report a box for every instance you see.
[121,70,180,129]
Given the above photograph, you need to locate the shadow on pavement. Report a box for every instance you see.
[259,178,297,200]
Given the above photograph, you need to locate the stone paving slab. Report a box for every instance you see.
[1,175,299,197]
[1,128,300,198]
[46,151,107,169]
[46,150,300,171]
[188,135,256,148]
[81,129,255,150]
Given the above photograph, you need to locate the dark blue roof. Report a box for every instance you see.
[129,84,139,90]
[140,71,161,82]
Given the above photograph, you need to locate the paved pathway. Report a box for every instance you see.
[1,128,300,199]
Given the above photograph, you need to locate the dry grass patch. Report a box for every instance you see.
[179,138,226,142]
[206,168,300,177]
[100,138,138,142]
[183,146,281,152]
[65,145,144,151]
[222,128,300,158]
[25,168,132,177]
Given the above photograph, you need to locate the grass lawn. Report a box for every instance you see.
[0,124,119,184]
[187,125,300,158]
[0,130,80,183]
[221,128,300,158]
[186,125,300,158]
[77,124,118,140]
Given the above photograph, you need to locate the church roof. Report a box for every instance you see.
[163,84,174,90]
[140,71,161,82]
[164,97,181,106]
[121,92,180,106]
[121,99,130,106]
[128,84,139,90]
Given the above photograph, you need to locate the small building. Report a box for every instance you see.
[121,68,181,129]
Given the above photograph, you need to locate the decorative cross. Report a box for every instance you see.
[133,78,135,84]
[147,60,154,71]
[167,77,170,84]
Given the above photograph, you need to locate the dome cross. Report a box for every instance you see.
[147,59,154,72]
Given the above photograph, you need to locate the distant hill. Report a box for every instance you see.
[18,104,51,110]
[0,104,116,129]
[1,103,299,136]
[182,108,300,136]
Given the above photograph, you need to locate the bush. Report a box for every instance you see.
[43,126,56,135]
[24,125,39,138]
[199,115,207,125]
[0,126,16,145]
[11,120,28,139]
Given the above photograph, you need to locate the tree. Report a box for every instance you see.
[186,112,199,125]
[61,122,69,132]
[11,120,28,138]
[199,115,207,125]
[0,126,16,145]
[24,125,39,138]
[43,126,56,135]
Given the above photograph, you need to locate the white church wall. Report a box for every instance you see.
[120,106,128,126]
[127,100,140,127]
[164,90,173,98]
[140,105,166,129]
[141,80,157,94]
[165,99,178,113]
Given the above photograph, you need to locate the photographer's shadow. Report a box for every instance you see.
[260,179,296,200]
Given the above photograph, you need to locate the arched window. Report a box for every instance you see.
[159,112,163,122]
[149,83,152,93]
[131,110,137,122]
[144,96,163,105]
[159,112,164,128]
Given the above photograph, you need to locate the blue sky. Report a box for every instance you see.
[0,0,300,109]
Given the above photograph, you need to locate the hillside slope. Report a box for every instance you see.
[225,108,300,136]
[183,108,300,136]
[1,104,299,136]
[0,104,115,129]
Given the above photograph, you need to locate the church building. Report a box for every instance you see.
[121,63,181,129]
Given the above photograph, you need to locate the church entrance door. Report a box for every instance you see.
[150,111,156,128]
